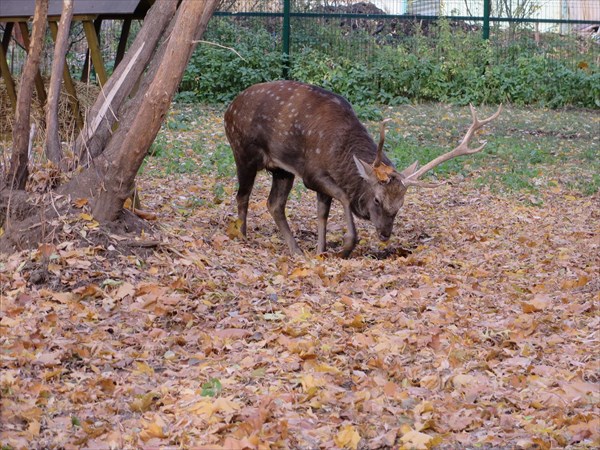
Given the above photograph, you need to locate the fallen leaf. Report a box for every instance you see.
[522,294,552,313]
[334,424,361,450]
[400,429,434,449]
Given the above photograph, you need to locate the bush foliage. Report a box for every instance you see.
[179,18,599,108]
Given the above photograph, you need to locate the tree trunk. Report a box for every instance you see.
[45,0,73,166]
[61,0,219,222]
[74,0,178,165]
[6,0,48,190]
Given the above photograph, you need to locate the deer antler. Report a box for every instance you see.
[374,118,392,167]
[402,104,502,187]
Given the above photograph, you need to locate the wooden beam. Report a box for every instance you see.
[49,21,84,130]
[1,22,14,51]
[80,18,101,82]
[114,18,131,69]
[0,15,99,23]
[0,22,17,108]
[82,19,108,87]
[0,43,17,109]
[17,21,47,105]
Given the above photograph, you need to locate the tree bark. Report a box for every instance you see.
[45,0,73,166]
[6,0,48,190]
[61,0,219,222]
[74,0,178,165]
[93,0,219,221]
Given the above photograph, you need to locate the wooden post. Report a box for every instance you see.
[1,22,14,51]
[0,44,17,109]
[17,22,47,105]
[82,19,108,86]
[114,19,132,69]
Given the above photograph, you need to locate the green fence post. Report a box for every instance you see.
[483,0,491,39]
[282,0,291,79]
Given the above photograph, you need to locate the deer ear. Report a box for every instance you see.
[400,160,419,179]
[353,155,376,182]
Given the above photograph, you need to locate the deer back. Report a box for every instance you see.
[224,81,386,177]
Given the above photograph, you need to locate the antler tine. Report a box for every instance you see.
[404,104,502,182]
[374,118,392,167]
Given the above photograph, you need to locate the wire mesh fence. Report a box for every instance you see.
[212,0,599,68]
[1,1,598,103]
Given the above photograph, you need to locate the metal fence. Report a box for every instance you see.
[215,0,599,73]
[2,1,598,81]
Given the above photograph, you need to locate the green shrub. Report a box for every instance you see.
[179,17,599,109]
[179,19,282,103]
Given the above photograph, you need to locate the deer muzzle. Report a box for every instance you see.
[378,230,391,242]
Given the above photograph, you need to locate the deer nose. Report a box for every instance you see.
[378,231,391,242]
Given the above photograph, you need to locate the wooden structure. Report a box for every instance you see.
[0,0,155,129]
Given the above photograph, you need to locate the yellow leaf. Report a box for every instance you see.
[373,163,394,182]
[27,420,41,438]
[51,292,76,303]
[114,282,136,300]
[186,397,240,418]
[522,294,552,313]
[561,275,589,290]
[42,368,63,380]
[212,397,240,415]
[0,316,19,327]
[400,429,433,449]
[452,374,477,388]
[300,374,319,393]
[185,398,214,417]
[334,425,361,450]
[384,381,399,397]
[80,213,94,221]
[290,267,311,278]
[314,363,341,374]
[133,361,155,376]
[129,392,158,412]
[344,314,365,329]
[445,285,459,299]
[226,218,244,240]
[140,419,167,441]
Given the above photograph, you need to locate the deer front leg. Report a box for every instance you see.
[268,169,302,255]
[338,201,358,258]
[305,176,358,258]
[316,192,332,254]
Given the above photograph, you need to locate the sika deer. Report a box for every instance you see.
[224,80,501,258]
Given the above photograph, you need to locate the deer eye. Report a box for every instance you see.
[374,197,382,207]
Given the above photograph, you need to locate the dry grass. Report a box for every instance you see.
[0,78,100,144]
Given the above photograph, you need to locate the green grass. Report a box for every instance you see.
[376,103,599,198]
[144,102,599,199]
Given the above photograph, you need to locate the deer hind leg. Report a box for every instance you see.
[268,169,302,255]
[235,159,258,237]
[316,192,332,254]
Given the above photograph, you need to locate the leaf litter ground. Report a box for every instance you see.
[1,104,599,449]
